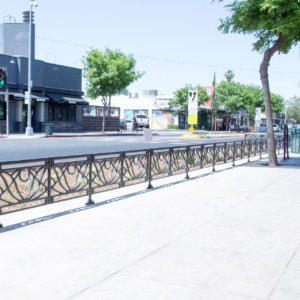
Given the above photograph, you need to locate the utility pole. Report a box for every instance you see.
[25,1,38,136]
[6,69,9,136]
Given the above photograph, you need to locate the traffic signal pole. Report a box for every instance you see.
[6,69,9,136]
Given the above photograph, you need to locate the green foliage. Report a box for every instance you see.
[216,81,245,114]
[83,48,144,100]
[216,81,284,114]
[270,93,285,113]
[171,84,210,113]
[211,95,220,116]
[224,70,235,82]
[216,0,300,54]
[287,96,300,123]
[167,124,178,129]
[198,108,209,129]
[247,104,256,125]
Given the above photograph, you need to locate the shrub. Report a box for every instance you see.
[167,124,178,129]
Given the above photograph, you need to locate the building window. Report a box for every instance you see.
[61,104,69,121]
[48,103,76,122]
[0,101,6,120]
[48,103,54,121]
[69,105,76,121]
[54,104,61,121]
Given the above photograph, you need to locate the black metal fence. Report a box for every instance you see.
[0,136,285,216]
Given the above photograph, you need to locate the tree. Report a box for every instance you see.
[215,0,300,166]
[211,72,220,133]
[224,70,235,82]
[83,48,144,133]
[287,96,300,123]
[216,80,246,131]
[244,84,284,113]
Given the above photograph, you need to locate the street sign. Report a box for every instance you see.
[188,90,198,125]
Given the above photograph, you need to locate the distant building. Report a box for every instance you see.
[0,13,35,59]
[143,90,158,97]
[86,91,180,129]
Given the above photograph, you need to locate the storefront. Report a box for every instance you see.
[0,54,88,134]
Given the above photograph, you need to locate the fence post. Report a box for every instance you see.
[185,146,190,179]
[47,157,52,204]
[147,149,153,189]
[85,155,95,206]
[232,142,235,166]
[224,142,227,164]
[241,141,244,159]
[287,129,290,159]
[254,139,257,157]
[212,143,216,171]
[260,137,263,159]
[168,148,173,176]
[248,140,251,162]
[119,152,125,188]
[200,145,204,169]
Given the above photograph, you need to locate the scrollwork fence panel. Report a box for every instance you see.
[0,136,285,217]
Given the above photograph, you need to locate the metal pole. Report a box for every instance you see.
[6,68,9,135]
[26,3,33,135]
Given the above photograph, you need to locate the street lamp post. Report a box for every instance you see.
[26,0,38,136]
[285,103,289,125]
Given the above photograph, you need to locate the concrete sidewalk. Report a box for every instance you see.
[1,154,300,300]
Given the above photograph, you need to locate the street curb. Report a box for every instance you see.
[46,133,159,138]
[198,134,244,139]
[182,135,203,139]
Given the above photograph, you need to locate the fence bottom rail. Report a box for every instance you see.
[0,136,285,220]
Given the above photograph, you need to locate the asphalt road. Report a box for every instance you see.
[0,131,248,163]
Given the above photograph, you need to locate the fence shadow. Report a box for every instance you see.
[0,164,239,234]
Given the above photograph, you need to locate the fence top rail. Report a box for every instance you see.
[0,136,281,167]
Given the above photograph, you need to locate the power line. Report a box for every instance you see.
[273,86,299,91]
[36,36,300,75]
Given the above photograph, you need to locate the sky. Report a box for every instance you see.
[2,0,300,100]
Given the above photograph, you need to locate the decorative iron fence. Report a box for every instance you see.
[0,136,285,216]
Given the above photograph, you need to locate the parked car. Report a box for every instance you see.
[120,119,132,130]
[135,114,150,129]
[273,124,280,132]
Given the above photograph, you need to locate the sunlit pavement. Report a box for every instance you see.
[1,153,299,300]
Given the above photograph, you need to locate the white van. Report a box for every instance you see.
[135,114,150,129]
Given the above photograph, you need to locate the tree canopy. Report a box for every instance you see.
[215,0,300,166]
[287,96,300,123]
[83,48,144,99]
[216,80,284,117]
[217,0,300,54]
[224,70,235,82]
[83,48,144,132]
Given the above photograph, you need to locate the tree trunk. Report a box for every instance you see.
[101,96,107,134]
[102,105,106,134]
[214,115,216,135]
[108,95,111,132]
[259,35,285,167]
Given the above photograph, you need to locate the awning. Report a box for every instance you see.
[46,93,88,105]
[31,92,49,102]
[0,89,24,100]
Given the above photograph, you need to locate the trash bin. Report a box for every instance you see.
[291,135,300,153]
[44,123,54,136]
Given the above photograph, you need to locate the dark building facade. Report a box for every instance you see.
[0,15,88,134]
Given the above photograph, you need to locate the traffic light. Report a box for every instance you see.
[0,69,7,88]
